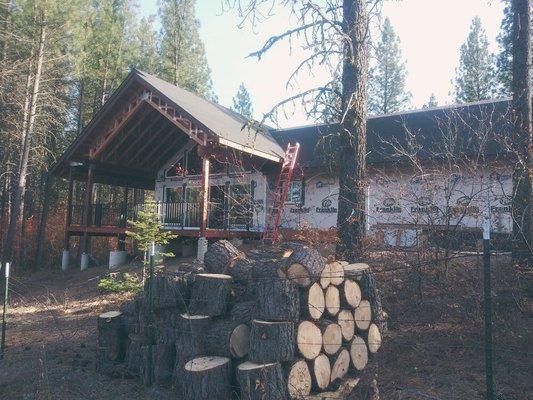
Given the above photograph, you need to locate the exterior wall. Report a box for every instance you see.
[155,171,267,232]
[279,164,513,246]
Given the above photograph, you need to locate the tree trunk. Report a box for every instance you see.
[35,172,52,270]
[203,239,242,274]
[236,361,288,400]
[2,19,46,266]
[152,342,175,384]
[182,356,231,400]
[249,320,295,363]
[204,319,250,358]
[336,0,369,262]
[511,0,532,260]
[229,301,257,324]
[97,311,126,367]
[286,245,326,287]
[188,273,232,316]
[359,269,387,335]
[256,277,299,321]
[125,334,150,376]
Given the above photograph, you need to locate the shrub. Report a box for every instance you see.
[97,272,142,293]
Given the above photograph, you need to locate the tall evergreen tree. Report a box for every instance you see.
[496,0,513,95]
[158,0,213,98]
[231,83,253,119]
[368,17,411,115]
[454,17,497,103]
[423,93,438,108]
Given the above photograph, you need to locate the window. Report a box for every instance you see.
[165,187,182,203]
[286,181,303,204]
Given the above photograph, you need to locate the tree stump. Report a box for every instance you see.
[204,240,242,274]
[296,321,322,360]
[97,311,126,367]
[183,356,231,400]
[120,300,138,336]
[342,279,362,308]
[256,277,299,321]
[173,315,210,389]
[236,361,288,400]
[354,300,372,331]
[125,334,150,376]
[338,309,355,341]
[343,263,369,280]
[147,273,189,310]
[227,257,255,282]
[286,359,312,399]
[287,246,326,287]
[308,353,331,391]
[140,344,153,387]
[188,273,232,316]
[300,282,325,320]
[350,336,368,371]
[152,342,175,384]
[325,285,341,316]
[204,319,250,358]
[229,301,257,324]
[329,348,350,384]
[249,320,295,363]
[319,321,342,355]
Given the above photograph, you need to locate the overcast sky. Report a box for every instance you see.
[139,0,505,127]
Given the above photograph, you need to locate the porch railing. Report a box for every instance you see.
[69,201,253,231]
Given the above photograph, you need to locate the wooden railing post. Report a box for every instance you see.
[81,164,95,256]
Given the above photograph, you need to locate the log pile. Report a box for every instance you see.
[96,240,386,399]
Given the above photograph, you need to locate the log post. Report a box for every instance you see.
[204,319,250,358]
[183,356,231,400]
[188,273,232,316]
[81,163,94,260]
[256,277,299,321]
[198,156,209,261]
[287,246,326,287]
[97,311,125,368]
[237,361,288,400]
[249,320,295,363]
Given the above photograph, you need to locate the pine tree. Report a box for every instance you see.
[231,83,253,119]
[423,93,438,108]
[496,1,513,95]
[158,0,214,98]
[131,16,159,73]
[368,18,411,115]
[454,17,497,103]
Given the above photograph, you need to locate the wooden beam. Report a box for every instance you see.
[90,93,144,159]
[81,164,95,254]
[144,134,189,170]
[116,118,171,164]
[102,106,153,162]
[137,128,180,168]
[200,156,210,234]
[144,92,208,146]
[64,169,74,249]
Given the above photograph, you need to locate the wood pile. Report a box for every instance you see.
[96,240,386,399]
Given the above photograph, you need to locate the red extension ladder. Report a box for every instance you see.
[264,142,300,243]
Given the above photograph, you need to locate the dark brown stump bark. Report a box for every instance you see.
[204,239,242,274]
[229,301,257,324]
[249,320,295,363]
[256,277,299,321]
[287,246,326,287]
[236,361,288,400]
[152,342,175,384]
[140,344,153,387]
[97,311,126,369]
[204,319,250,358]
[147,273,189,311]
[188,273,232,316]
[125,334,150,376]
[183,356,232,400]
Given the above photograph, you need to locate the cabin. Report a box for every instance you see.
[51,69,514,268]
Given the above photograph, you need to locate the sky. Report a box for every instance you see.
[139,0,505,128]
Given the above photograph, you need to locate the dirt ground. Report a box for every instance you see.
[0,252,531,400]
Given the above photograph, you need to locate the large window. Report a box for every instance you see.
[286,181,303,204]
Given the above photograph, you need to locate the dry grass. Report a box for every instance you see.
[0,253,530,400]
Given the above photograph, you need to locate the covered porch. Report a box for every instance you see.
[52,69,284,268]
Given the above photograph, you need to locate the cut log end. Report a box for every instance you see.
[367,323,382,353]
[322,322,342,355]
[330,348,350,383]
[350,336,368,371]
[325,286,341,316]
[287,262,311,287]
[343,279,361,308]
[297,321,323,360]
[310,353,331,391]
[305,282,325,320]
[287,360,312,399]
[338,309,355,341]
[353,300,372,331]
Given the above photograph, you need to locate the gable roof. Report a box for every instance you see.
[134,70,284,161]
[270,98,513,168]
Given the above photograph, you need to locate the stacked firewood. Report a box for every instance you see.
[96,240,386,399]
